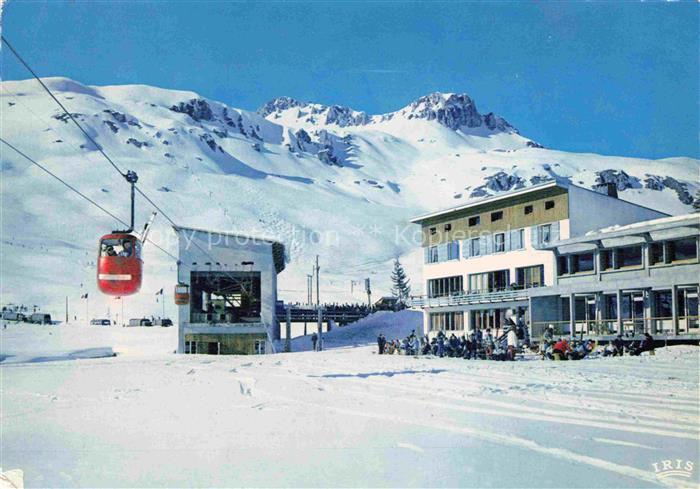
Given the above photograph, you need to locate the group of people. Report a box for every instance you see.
[540,325,656,360]
[377,310,531,361]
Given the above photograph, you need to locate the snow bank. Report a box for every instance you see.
[290,309,421,352]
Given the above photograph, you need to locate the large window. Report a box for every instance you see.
[469,238,481,257]
[494,233,505,253]
[447,241,460,260]
[655,290,673,318]
[429,311,464,331]
[617,245,643,268]
[601,246,643,270]
[572,253,595,273]
[190,271,261,324]
[668,237,697,262]
[428,275,463,298]
[469,270,510,293]
[516,265,544,289]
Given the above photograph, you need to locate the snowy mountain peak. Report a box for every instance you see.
[259,91,517,134]
[388,92,517,133]
[258,97,370,128]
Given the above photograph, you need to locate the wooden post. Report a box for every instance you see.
[671,284,679,336]
[616,290,623,335]
[568,293,575,340]
[285,307,292,352]
[317,306,323,351]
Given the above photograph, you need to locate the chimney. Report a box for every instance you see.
[595,182,618,199]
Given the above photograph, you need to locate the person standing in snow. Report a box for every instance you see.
[411,335,421,356]
[504,309,518,361]
[311,332,318,351]
[377,334,385,354]
[437,332,445,358]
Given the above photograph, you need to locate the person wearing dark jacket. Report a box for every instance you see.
[437,333,446,357]
[311,332,318,351]
[377,334,386,354]
[612,335,625,356]
[630,333,654,356]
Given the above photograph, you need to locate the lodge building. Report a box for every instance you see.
[409,181,669,338]
[529,213,699,339]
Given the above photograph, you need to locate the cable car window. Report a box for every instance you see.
[100,238,136,258]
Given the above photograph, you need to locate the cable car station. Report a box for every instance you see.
[173,226,286,355]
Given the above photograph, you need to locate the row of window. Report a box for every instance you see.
[429,311,464,331]
[425,222,559,264]
[184,339,266,354]
[427,265,545,298]
[557,237,698,276]
[428,200,557,235]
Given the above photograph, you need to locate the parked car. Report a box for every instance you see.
[29,313,52,324]
[154,318,173,327]
[128,318,153,327]
[90,319,112,326]
[1,311,25,322]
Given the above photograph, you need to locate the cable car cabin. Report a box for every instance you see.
[97,233,143,296]
[174,283,190,305]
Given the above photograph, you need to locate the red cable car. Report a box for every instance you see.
[97,170,143,296]
[97,233,143,296]
[174,283,190,305]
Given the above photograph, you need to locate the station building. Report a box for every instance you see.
[529,213,699,339]
[174,226,285,355]
[409,181,668,338]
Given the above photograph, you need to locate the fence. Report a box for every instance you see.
[531,315,700,339]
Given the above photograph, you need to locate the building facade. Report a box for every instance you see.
[175,226,285,355]
[529,214,700,339]
[410,181,668,338]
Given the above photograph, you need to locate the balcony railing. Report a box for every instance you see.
[531,316,700,339]
[409,287,531,308]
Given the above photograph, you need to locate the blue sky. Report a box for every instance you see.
[2,1,698,159]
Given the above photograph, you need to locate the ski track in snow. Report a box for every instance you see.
[2,319,699,487]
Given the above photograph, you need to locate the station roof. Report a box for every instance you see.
[543,213,699,252]
[173,226,286,274]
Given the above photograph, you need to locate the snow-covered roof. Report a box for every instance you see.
[173,226,286,273]
[544,213,700,248]
[410,181,563,223]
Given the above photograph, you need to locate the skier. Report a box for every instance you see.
[541,325,555,357]
[504,309,518,360]
[437,332,446,358]
[411,335,421,356]
[311,332,318,351]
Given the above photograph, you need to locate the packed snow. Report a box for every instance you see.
[1,77,698,322]
[2,313,698,488]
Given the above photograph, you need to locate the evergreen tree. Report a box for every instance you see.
[390,258,411,309]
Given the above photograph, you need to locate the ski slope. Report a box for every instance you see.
[1,77,698,321]
[1,314,699,488]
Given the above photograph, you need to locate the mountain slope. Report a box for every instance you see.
[1,77,697,319]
